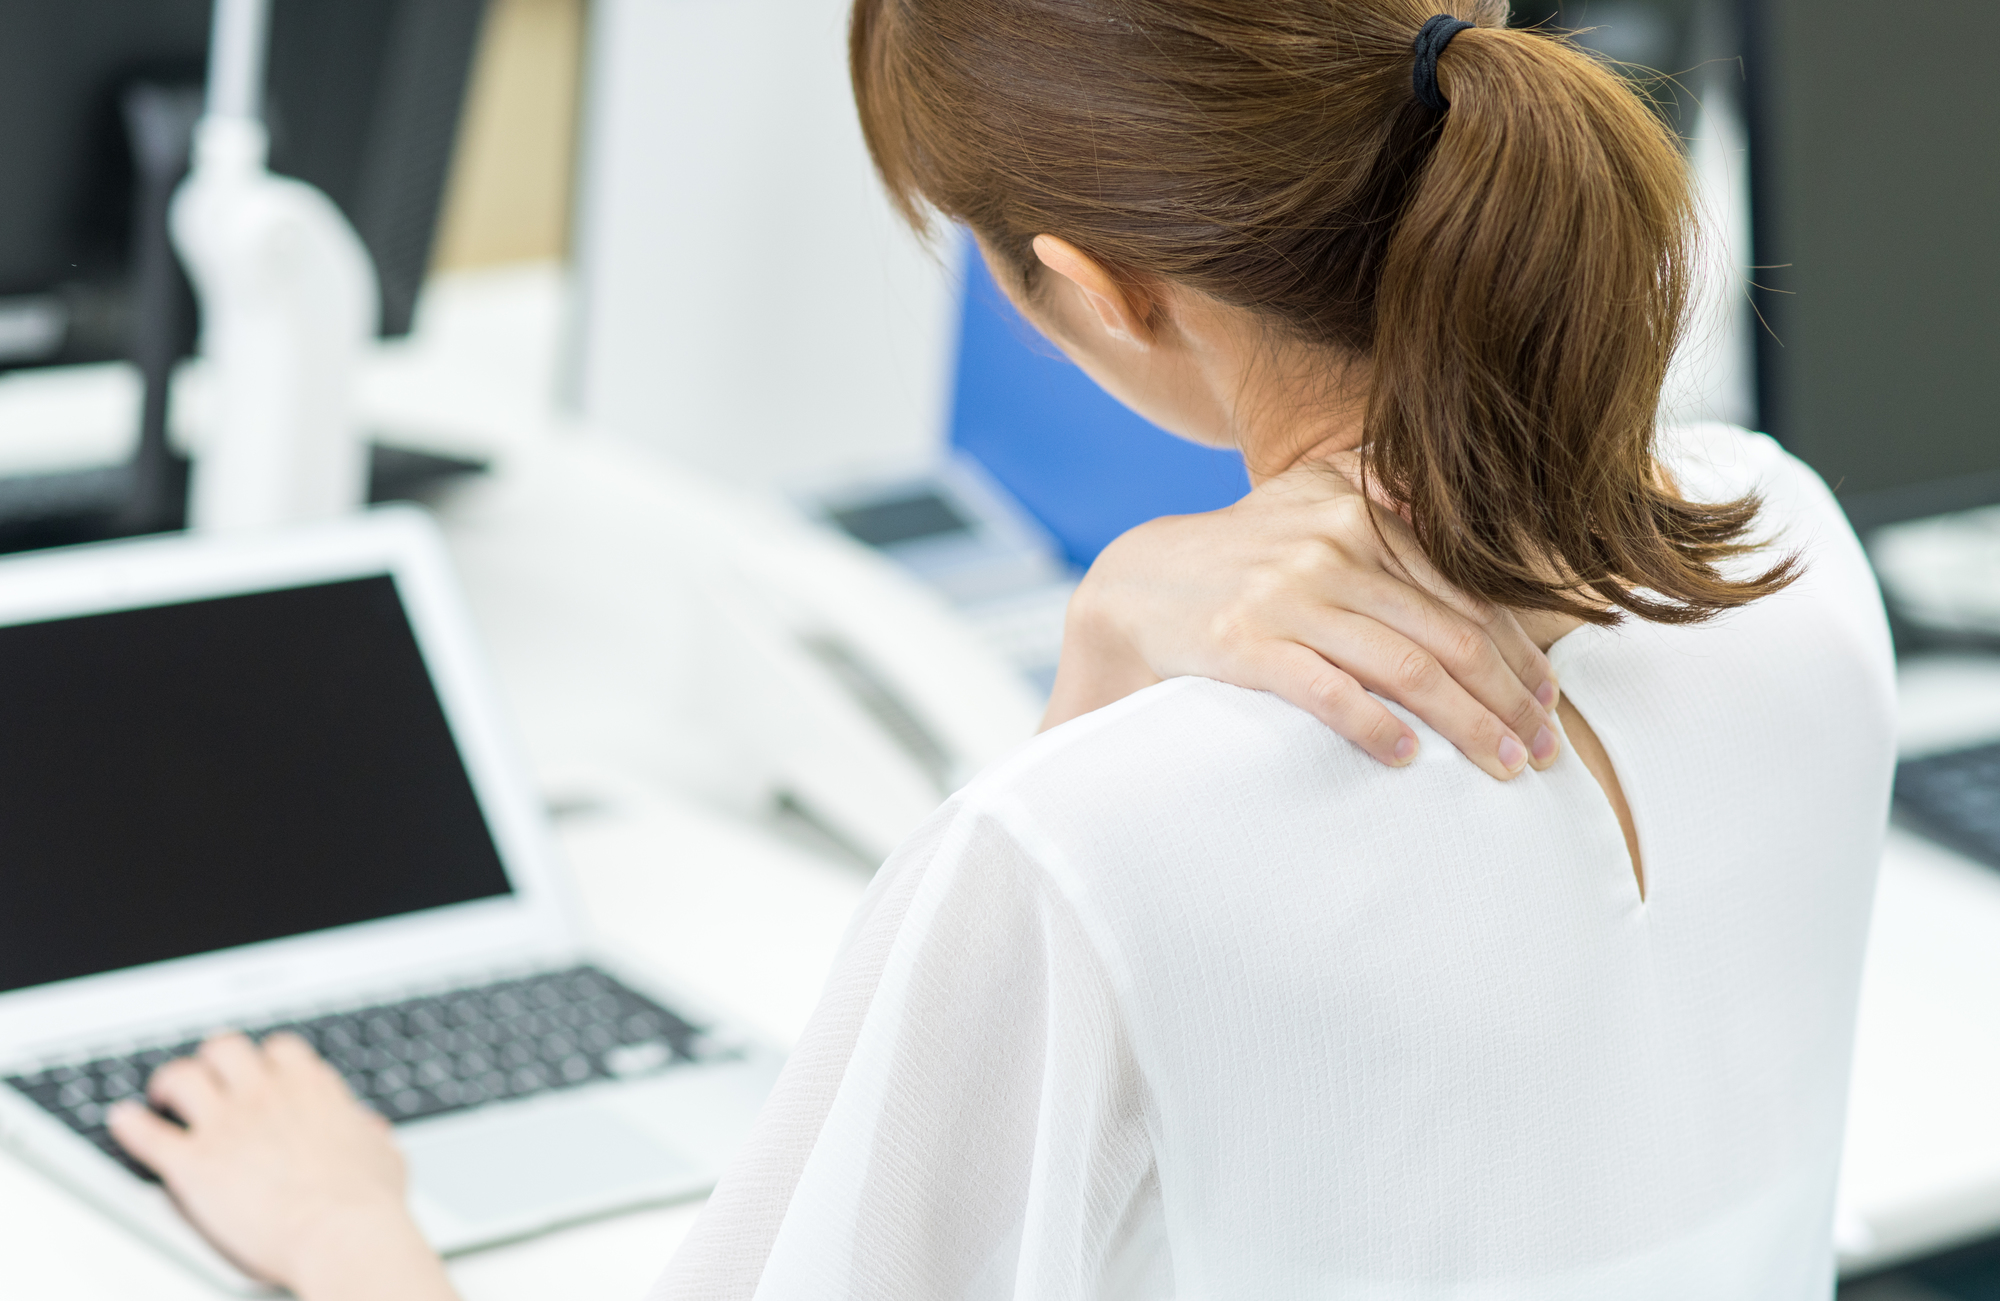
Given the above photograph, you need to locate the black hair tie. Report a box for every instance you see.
[1412,14,1474,113]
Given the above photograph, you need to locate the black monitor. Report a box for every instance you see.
[1741,0,1999,531]
[0,0,490,546]
[0,0,488,358]
[1525,0,1998,532]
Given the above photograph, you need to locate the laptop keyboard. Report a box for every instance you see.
[1896,740,2000,871]
[4,965,713,1182]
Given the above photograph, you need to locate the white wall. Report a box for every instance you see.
[1660,76,1757,431]
[568,0,960,488]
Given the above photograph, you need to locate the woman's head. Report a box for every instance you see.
[851,0,1793,624]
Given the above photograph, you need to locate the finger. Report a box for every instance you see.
[262,1030,323,1072]
[1420,589,1562,732]
[1417,579,1561,718]
[106,1100,193,1178]
[1298,611,1535,781]
[1483,606,1561,712]
[1234,642,1419,768]
[1314,497,1558,698]
[1360,513,1527,637]
[1269,500,1555,770]
[1271,489,1564,738]
[1357,524,1563,711]
[147,1053,228,1125]
[1338,575,1559,771]
[263,1032,351,1099]
[197,1032,268,1093]
[1424,605,1561,764]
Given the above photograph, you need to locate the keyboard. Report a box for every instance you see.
[4,965,712,1182]
[1896,740,2000,871]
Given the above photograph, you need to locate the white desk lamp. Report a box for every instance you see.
[172,0,378,533]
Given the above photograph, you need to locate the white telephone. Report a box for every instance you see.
[436,431,1046,866]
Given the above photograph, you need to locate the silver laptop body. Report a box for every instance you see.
[0,506,781,1292]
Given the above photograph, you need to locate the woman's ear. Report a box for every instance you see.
[1031,235,1161,347]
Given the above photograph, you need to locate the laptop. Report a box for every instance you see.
[0,506,782,1292]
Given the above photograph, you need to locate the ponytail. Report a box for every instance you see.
[1366,7,1791,622]
[854,0,1797,624]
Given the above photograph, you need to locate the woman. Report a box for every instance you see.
[107,2,1896,1297]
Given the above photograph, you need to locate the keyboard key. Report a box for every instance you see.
[605,1041,673,1077]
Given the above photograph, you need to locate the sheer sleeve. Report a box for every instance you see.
[646,795,1168,1301]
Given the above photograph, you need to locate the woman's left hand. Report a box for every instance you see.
[1045,456,1562,781]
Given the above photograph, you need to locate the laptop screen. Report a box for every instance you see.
[0,574,513,994]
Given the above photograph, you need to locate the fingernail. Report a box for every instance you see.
[1498,735,1528,772]
[1535,680,1559,710]
[1393,734,1418,764]
[1531,725,1557,763]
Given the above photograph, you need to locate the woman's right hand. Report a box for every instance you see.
[108,1033,458,1301]
[1045,456,1563,781]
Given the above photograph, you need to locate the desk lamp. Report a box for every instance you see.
[172,0,377,533]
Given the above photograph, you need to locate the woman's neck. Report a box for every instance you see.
[1515,608,1589,654]
[1237,377,1369,487]
[1246,410,1591,656]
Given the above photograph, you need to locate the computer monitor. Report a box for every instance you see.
[1507,1,1999,531]
[0,0,487,358]
[1741,0,1998,531]
[0,0,490,546]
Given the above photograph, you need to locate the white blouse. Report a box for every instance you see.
[650,423,1898,1301]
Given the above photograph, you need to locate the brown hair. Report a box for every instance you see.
[850,0,1794,623]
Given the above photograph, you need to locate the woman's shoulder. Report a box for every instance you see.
[1658,421,1836,524]
[930,675,1423,893]
[1659,421,1884,620]
[963,675,1363,812]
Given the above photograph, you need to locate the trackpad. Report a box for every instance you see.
[407,1106,695,1226]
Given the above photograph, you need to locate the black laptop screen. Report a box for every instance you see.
[0,574,513,994]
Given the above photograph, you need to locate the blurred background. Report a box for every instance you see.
[0,0,1994,1295]
[3,0,1993,670]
